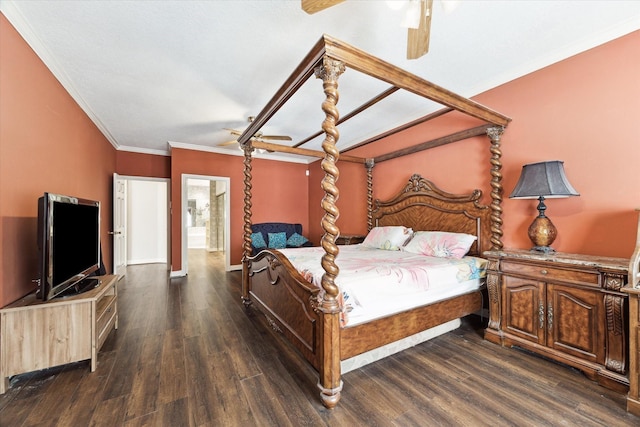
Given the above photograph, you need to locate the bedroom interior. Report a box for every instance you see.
[1,0,639,424]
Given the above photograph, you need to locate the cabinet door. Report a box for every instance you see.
[503,276,546,344]
[546,283,604,364]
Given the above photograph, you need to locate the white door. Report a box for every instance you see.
[112,173,127,278]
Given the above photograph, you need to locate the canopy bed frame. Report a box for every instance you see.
[237,34,511,408]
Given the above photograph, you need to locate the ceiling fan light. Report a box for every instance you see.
[401,0,422,29]
[386,0,408,11]
[441,0,460,14]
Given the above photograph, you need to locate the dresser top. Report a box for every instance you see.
[484,248,629,272]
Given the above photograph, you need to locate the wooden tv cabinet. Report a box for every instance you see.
[0,275,118,394]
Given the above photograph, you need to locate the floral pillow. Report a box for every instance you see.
[287,232,309,247]
[362,226,413,251]
[251,232,267,249]
[402,231,477,259]
[268,232,287,249]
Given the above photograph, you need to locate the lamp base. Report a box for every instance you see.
[528,215,557,253]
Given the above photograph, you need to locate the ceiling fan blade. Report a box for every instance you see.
[301,0,345,14]
[407,0,433,60]
[223,128,242,136]
[218,139,239,147]
[261,135,293,141]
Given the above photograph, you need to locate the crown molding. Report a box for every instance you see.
[168,141,313,164]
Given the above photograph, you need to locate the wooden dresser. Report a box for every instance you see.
[484,249,629,392]
[0,275,118,394]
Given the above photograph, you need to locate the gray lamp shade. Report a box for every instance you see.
[510,160,580,200]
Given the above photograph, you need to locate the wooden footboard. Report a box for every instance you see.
[246,249,322,370]
[341,288,484,360]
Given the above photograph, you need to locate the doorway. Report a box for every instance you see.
[181,174,230,274]
[112,176,170,276]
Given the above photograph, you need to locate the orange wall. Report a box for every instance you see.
[309,31,640,259]
[0,15,116,306]
[308,160,370,245]
[116,151,171,179]
[475,31,640,257]
[170,148,309,271]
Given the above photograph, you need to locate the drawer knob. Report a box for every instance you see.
[540,269,548,275]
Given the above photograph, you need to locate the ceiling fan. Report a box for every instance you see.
[301,0,433,59]
[218,116,292,147]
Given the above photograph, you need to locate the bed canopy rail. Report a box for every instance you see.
[342,105,454,153]
[240,34,510,408]
[236,34,510,150]
[292,85,401,149]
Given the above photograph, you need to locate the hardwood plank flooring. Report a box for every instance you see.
[1,249,639,426]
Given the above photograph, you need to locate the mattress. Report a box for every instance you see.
[278,244,487,327]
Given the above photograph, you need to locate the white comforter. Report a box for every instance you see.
[278,245,487,327]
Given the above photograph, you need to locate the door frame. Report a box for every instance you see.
[114,175,171,274]
[181,174,231,274]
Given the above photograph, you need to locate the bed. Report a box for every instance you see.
[238,35,511,408]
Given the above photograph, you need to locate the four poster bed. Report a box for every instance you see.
[237,35,511,408]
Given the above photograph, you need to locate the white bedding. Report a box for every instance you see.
[278,244,487,327]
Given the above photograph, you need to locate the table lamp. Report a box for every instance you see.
[510,160,579,253]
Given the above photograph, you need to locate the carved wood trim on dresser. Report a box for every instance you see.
[622,209,640,415]
[624,286,640,416]
[484,249,629,393]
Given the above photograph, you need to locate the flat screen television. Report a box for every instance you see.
[37,192,101,300]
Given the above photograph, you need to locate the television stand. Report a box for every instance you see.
[0,275,118,394]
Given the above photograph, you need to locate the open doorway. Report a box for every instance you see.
[112,175,170,277]
[181,174,230,274]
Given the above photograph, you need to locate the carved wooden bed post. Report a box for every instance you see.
[485,126,504,332]
[241,141,254,305]
[315,56,345,409]
[365,158,375,232]
[486,126,505,251]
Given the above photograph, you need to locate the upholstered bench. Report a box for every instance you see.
[250,222,312,255]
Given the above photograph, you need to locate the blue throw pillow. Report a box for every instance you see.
[268,232,287,249]
[251,232,267,248]
[287,232,309,247]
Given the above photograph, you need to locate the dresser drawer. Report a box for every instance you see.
[96,295,117,347]
[501,260,600,287]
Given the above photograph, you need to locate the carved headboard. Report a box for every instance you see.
[371,174,492,256]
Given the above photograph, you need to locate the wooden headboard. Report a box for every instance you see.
[371,174,492,256]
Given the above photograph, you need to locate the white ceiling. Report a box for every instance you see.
[2,1,639,163]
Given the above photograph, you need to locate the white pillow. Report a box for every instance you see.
[361,226,413,251]
[402,231,477,259]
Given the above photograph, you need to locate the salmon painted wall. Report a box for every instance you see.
[0,15,116,306]
[308,160,370,246]
[170,148,309,272]
[309,31,640,259]
[116,151,171,179]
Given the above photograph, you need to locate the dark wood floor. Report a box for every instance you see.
[1,249,638,426]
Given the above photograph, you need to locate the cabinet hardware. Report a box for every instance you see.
[538,302,545,329]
